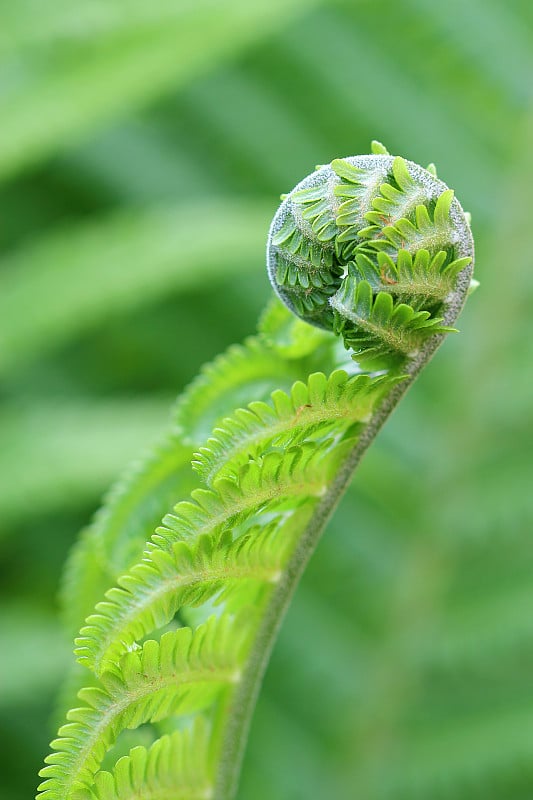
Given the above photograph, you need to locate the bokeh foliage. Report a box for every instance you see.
[1,1,532,798]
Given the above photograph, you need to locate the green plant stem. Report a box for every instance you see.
[212,270,471,799]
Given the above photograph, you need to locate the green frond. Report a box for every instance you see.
[193,370,397,486]
[330,277,455,365]
[155,438,353,552]
[347,248,472,309]
[258,297,335,359]
[332,156,390,247]
[83,721,212,800]
[290,183,339,246]
[75,521,294,676]
[38,616,247,800]
[61,533,116,642]
[61,433,195,634]
[270,189,342,325]
[360,156,432,235]
[370,140,390,155]
[173,337,300,445]
[366,189,459,257]
[62,327,335,636]
[73,425,359,676]
[275,187,331,246]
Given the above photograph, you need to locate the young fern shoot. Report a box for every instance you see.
[38,142,475,800]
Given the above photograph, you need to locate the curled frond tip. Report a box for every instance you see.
[267,146,474,367]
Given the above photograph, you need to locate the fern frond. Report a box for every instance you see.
[347,248,471,308]
[332,155,397,246]
[193,370,398,486]
[61,433,195,635]
[357,155,431,235]
[155,437,352,551]
[173,336,303,445]
[258,297,335,359]
[330,278,455,365]
[59,323,343,716]
[84,721,212,800]
[63,329,331,637]
[73,424,356,677]
[38,616,247,800]
[364,189,460,257]
[75,520,294,676]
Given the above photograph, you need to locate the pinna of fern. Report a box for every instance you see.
[38,142,474,800]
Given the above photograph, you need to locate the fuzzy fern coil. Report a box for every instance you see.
[38,143,474,800]
[268,145,473,366]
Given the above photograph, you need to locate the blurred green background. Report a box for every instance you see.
[1,1,532,798]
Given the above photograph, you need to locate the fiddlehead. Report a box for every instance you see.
[268,145,473,366]
[38,143,474,800]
